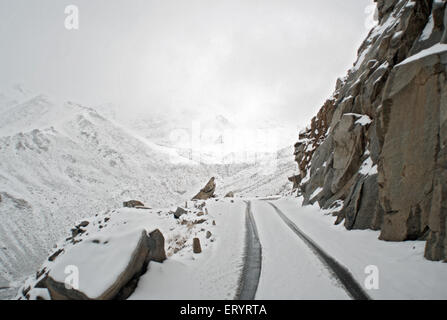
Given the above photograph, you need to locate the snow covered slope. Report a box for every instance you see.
[0,89,238,298]
[220,146,297,198]
[17,198,247,300]
[18,196,447,300]
[0,87,297,299]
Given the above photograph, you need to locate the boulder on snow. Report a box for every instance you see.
[173,207,187,219]
[78,221,89,228]
[193,238,202,254]
[48,249,64,262]
[192,177,216,200]
[146,229,167,263]
[45,228,166,300]
[224,191,235,198]
[123,200,145,208]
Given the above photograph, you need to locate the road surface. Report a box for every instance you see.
[237,200,370,300]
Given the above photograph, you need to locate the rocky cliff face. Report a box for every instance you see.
[293,0,447,261]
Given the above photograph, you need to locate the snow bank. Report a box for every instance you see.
[130,200,247,300]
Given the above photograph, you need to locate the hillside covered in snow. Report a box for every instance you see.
[3,0,447,302]
[0,86,296,299]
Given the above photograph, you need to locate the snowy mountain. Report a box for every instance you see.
[9,0,447,302]
[0,87,297,299]
[94,104,236,149]
[220,146,297,197]
[0,90,212,296]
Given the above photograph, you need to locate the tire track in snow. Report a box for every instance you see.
[268,202,371,301]
[235,201,262,300]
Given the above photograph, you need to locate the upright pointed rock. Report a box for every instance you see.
[192,177,216,200]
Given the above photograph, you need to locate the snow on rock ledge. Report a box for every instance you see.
[46,228,165,300]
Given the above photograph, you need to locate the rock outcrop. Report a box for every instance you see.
[47,228,166,300]
[192,177,216,200]
[293,0,447,260]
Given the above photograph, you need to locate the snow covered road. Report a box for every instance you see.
[249,200,351,300]
[129,199,361,300]
[236,201,262,300]
[267,202,370,300]
[20,197,447,300]
[270,198,447,300]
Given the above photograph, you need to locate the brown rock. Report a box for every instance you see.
[193,238,202,254]
[146,229,167,263]
[379,52,445,244]
[192,177,216,200]
[123,200,145,208]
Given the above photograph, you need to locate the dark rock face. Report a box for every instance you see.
[192,177,216,200]
[293,0,447,260]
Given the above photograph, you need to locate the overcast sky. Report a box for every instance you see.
[0,0,374,134]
